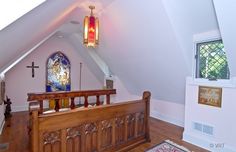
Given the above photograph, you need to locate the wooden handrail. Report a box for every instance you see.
[27,89,116,113]
[27,89,116,101]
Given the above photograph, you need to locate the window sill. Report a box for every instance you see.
[186,77,236,88]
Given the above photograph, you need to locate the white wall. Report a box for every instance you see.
[110,76,139,102]
[183,77,236,152]
[213,0,236,77]
[151,99,185,127]
[162,0,219,73]
[5,35,102,112]
[110,75,185,127]
[96,0,189,104]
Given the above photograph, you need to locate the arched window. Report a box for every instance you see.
[46,52,71,92]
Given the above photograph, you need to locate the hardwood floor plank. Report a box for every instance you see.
[0,112,208,152]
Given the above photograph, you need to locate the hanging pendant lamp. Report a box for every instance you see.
[83,5,99,48]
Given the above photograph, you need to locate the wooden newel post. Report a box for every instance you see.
[143,91,151,142]
[31,110,39,152]
[70,97,75,109]
[55,99,60,112]
[106,94,110,104]
[39,100,43,114]
[96,95,100,106]
[84,96,88,107]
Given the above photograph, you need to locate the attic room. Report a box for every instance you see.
[0,0,236,151]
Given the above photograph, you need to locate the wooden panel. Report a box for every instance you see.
[126,114,135,140]
[42,131,61,152]
[38,100,145,131]
[66,139,73,152]
[137,112,145,136]
[84,123,98,152]
[100,120,112,150]
[115,117,125,145]
[66,126,82,152]
[52,142,60,152]
[30,91,151,152]
[1,111,209,152]
[43,144,51,152]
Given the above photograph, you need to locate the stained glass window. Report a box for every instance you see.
[46,52,71,92]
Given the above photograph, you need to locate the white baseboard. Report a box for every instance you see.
[0,120,5,135]
[150,98,185,127]
[151,110,184,127]
[12,105,28,112]
[183,131,236,152]
[12,104,49,112]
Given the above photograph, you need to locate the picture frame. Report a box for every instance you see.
[106,79,114,89]
[198,86,222,108]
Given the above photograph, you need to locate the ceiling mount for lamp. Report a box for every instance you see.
[83,5,99,48]
[89,5,95,14]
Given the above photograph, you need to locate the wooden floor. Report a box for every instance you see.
[0,112,208,152]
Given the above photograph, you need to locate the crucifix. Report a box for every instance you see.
[26,62,39,78]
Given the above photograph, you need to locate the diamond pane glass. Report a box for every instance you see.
[196,40,230,79]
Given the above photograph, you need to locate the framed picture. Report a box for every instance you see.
[198,86,222,108]
[106,79,114,89]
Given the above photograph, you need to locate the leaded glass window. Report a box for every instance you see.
[46,52,71,92]
[196,40,230,79]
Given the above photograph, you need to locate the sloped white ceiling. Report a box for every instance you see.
[0,0,117,79]
[162,0,219,74]
[95,0,219,103]
[213,0,236,76]
[96,0,189,103]
[0,0,224,104]
[0,0,46,30]
[0,0,80,73]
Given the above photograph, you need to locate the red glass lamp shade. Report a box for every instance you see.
[84,6,99,47]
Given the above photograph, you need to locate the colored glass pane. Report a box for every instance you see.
[46,52,71,92]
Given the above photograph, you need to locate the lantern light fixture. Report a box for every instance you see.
[83,5,99,48]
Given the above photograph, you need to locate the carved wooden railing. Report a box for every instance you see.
[29,91,151,152]
[27,89,116,114]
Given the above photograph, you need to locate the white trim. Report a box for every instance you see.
[12,104,48,112]
[12,105,28,112]
[0,74,4,79]
[0,120,5,135]
[193,29,221,43]
[183,131,236,152]
[150,110,184,127]
[186,76,236,88]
